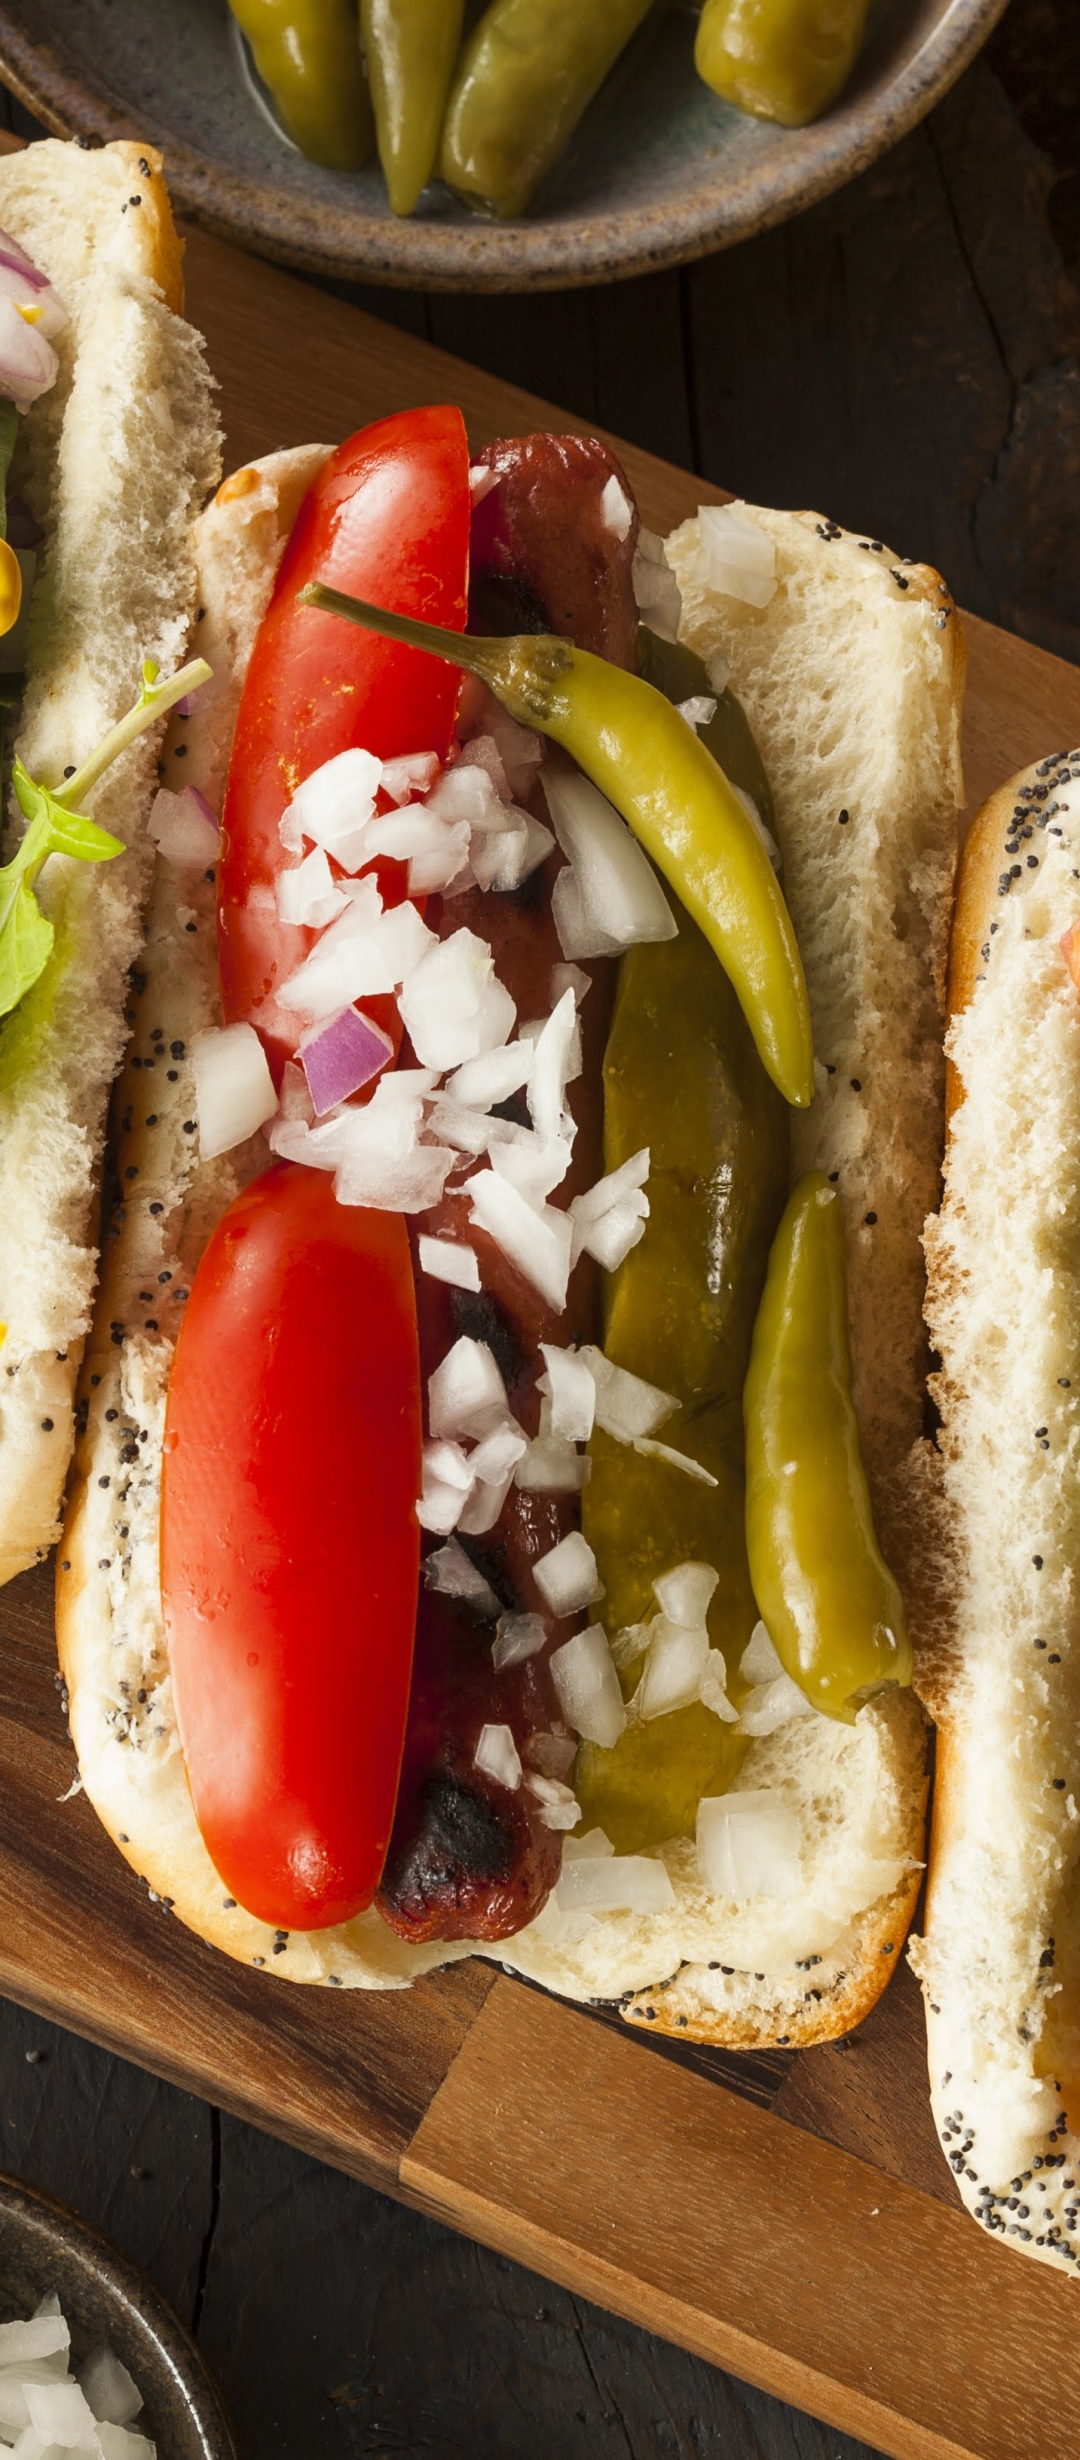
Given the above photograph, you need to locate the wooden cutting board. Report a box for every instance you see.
[3,220,1080,2460]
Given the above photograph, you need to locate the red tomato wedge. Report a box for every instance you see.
[161,1166,422,1931]
[162,406,472,1930]
[218,403,471,1080]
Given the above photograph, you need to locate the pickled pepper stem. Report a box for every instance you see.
[299,580,814,1108]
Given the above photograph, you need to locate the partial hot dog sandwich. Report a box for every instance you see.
[0,139,219,1584]
[56,410,963,2041]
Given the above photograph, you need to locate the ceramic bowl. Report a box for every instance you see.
[0,0,1009,290]
[0,2169,237,2460]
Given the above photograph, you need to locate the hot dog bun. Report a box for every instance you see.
[0,139,220,1585]
[912,752,1080,2272]
[58,464,964,2031]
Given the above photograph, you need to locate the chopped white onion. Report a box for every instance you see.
[96,2426,156,2460]
[653,1561,718,1626]
[24,2376,97,2443]
[278,879,433,1018]
[580,1346,676,1442]
[599,472,633,541]
[740,1619,785,1685]
[706,646,732,696]
[399,927,516,1069]
[631,526,682,643]
[528,988,580,1144]
[571,1148,650,1235]
[446,1042,532,1109]
[636,1617,709,1720]
[526,1772,582,1830]
[632,1433,719,1487]
[417,1235,481,1293]
[489,1129,572,1202]
[700,1650,739,1723]
[77,2348,142,2430]
[466,1169,573,1311]
[275,843,349,929]
[514,1401,589,1494]
[467,1418,528,1485]
[416,1438,473,1534]
[277,1076,453,1212]
[191,1023,277,1160]
[0,2316,68,2366]
[458,732,510,797]
[474,811,553,894]
[524,1731,577,1780]
[429,1096,504,1156]
[148,784,220,868]
[468,461,500,504]
[696,1789,803,1901]
[428,1336,508,1441]
[609,1621,652,1672]
[572,1192,648,1273]
[738,1673,816,1737]
[545,768,678,960]
[492,1611,548,1670]
[676,695,717,732]
[298,1005,392,1115]
[281,745,382,868]
[380,749,441,805]
[364,802,472,894]
[276,1059,315,1125]
[694,503,778,609]
[0,289,61,413]
[562,1826,614,1861]
[533,1530,604,1617]
[474,1722,522,1790]
[550,961,591,1009]
[734,784,781,873]
[423,1538,499,1616]
[555,1853,675,1915]
[492,717,544,799]
[538,1343,595,1443]
[549,1623,625,1749]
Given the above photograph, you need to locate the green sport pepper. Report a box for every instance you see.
[695,0,870,128]
[229,0,374,172]
[298,584,815,1111]
[744,1172,912,1720]
[361,0,464,217]
[440,0,655,219]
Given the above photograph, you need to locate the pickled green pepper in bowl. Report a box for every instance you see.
[695,0,871,128]
[228,0,375,171]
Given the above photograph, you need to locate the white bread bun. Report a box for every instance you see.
[61,482,960,2025]
[912,751,1080,2274]
[0,139,220,1585]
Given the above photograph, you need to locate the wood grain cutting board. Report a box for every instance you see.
[3,218,1080,2460]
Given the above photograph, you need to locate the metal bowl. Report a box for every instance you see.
[0,2169,236,2460]
[0,0,1009,291]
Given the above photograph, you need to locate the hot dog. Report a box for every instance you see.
[56,409,963,2039]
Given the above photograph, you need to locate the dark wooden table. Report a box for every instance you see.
[2,5,1078,2451]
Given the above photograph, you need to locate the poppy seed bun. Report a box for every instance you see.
[0,138,220,1585]
[912,751,1080,2273]
[61,480,959,2026]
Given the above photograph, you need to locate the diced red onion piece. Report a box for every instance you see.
[549,1623,624,1748]
[492,1611,548,1671]
[275,844,348,929]
[631,526,682,644]
[580,1347,676,1442]
[423,1539,500,1616]
[700,1650,739,1723]
[524,1731,577,1780]
[148,785,220,868]
[555,1853,675,1915]
[474,1722,522,1790]
[465,1169,573,1311]
[534,1530,604,1617]
[538,1343,595,1443]
[380,749,441,805]
[282,746,382,869]
[428,1336,508,1441]
[399,927,516,1070]
[653,1561,718,1627]
[676,694,717,731]
[636,1618,709,1720]
[696,1790,803,1901]
[632,1433,718,1487]
[0,292,58,412]
[545,769,677,960]
[192,1023,276,1160]
[526,1773,581,1830]
[298,1004,393,1115]
[694,503,777,608]
[417,1235,481,1293]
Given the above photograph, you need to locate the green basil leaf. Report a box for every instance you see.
[0,870,53,1020]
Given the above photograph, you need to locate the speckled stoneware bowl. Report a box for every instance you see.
[0,2171,236,2460]
[0,0,1008,290]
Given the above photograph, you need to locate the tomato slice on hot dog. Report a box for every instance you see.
[161,406,471,1930]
